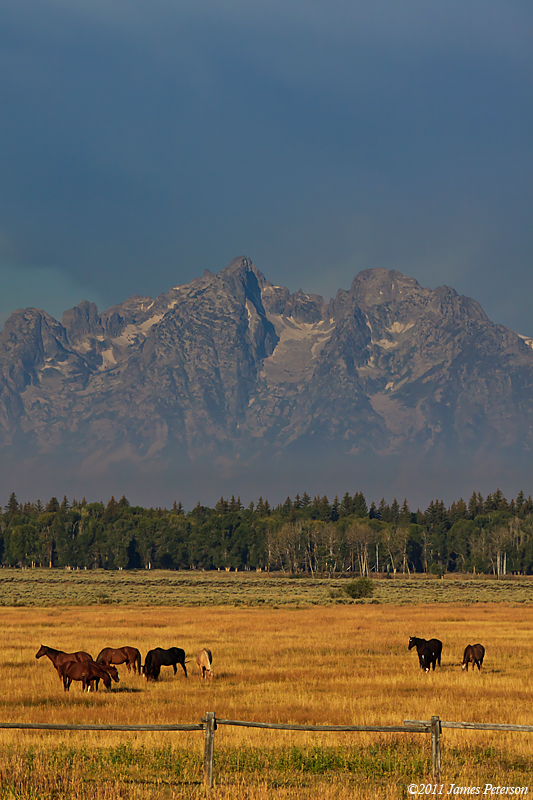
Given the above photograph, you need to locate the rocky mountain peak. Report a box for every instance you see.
[0,260,532,500]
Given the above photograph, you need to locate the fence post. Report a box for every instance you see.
[431,715,441,781]
[203,712,216,789]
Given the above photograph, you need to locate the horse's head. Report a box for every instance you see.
[35,645,46,659]
[107,666,120,682]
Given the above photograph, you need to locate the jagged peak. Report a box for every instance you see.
[349,268,425,302]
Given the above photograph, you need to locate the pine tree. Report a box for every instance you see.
[5,492,19,516]
[215,497,228,514]
[340,492,353,517]
[331,496,340,522]
[353,492,368,517]
[399,498,411,525]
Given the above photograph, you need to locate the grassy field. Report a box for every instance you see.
[1,567,533,606]
[0,594,532,798]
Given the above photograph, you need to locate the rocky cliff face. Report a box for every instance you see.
[1,257,532,499]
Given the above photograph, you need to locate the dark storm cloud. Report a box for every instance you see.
[0,0,531,332]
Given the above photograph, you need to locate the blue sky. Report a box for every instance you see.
[0,0,531,333]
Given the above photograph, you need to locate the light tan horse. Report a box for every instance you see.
[196,648,214,680]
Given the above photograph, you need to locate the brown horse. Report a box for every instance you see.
[462,643,485,672]
[35,645,93,680]
[96,646,142,674]
[58,660,119,692]
[196,648,214,680]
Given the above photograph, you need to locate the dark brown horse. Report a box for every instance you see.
[143,647,188,681]
[462,643,485,672]
[96,646,142,674]
[35,645,93,680]
[58,660,119,692]
[408,636,443,671]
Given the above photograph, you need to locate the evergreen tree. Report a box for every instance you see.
[399,499,411,525]
[353,492,368,517]
[46,497,60,513]
[340,492,353,517]
[5,493,19,517]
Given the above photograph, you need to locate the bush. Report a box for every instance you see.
[343,577,374,599]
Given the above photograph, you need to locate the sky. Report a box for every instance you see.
[0,0,532,337]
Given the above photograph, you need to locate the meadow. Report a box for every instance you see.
[0,576,532,799]
[1,567,533,606]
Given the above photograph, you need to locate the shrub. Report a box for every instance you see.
[343,577,374,599]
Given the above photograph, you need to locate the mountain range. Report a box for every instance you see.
[1,257,532,506]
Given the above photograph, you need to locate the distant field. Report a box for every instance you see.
[0,567,532,606]
[0,599,532,798]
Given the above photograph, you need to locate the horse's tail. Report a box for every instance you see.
[135,650,141,674]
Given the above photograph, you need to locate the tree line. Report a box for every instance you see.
[1,488,533,576]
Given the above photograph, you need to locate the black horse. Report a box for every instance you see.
[408,636,443,671]
[143,647,188,681]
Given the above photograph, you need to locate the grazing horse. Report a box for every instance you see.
[143,647,188,681]
[418,644,439,673]
[96,646,142,674]
[35,645,93,680]
[88,663,120,691]
[408,636,443,671]
[462,643,485,672]
[196,648,214,680]
[58,660,119,692]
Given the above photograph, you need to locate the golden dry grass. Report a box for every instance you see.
[0,603,532,797]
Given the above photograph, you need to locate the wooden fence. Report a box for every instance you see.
[2,715,533,788]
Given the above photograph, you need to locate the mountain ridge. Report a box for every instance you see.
[1,257,532,505]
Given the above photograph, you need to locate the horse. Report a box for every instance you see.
[35,645,93,679]
[462,643,485,672]
[418,644,439,673]
[96,646,142,674]
[408,636,443,671]
[143,647,188,681]
[196,648,214,680]
[58,660,119,692]
[88,663,120,691]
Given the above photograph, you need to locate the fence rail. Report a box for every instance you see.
[0,722,203,732]
[406,719,533,733]
[2,714,531,788]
